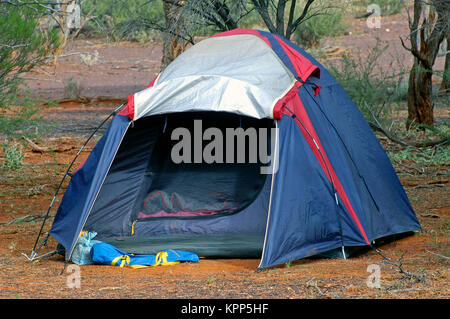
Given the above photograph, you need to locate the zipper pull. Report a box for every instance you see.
[131,220,137,236]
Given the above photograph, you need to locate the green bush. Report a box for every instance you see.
[0,6,59,102]
[387,143,450,168]
[81,0,165,42]
[354,0,405,16]
[326,39,408,125]
[0,4,59,139]
[2,142,25,170]
[293,3,350,48]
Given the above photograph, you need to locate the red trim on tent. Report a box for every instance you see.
[272,34,320,82]
[145,74,159,88]
[74,158,87,174]
[118,94,135,120]
[273,81,302,119]
[118,74,159,120]
[210,28,272,47]
[279,89,370,245]
[313,84,322,96]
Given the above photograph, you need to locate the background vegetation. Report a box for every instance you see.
[0,3,59,144]
[0,0,447,172]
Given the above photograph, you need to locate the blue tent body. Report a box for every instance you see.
[49,29,421,269]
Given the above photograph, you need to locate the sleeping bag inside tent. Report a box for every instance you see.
[46,29,421,269]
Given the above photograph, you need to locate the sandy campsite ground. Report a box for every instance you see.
[0,11,448,300]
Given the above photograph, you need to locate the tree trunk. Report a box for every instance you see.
[440,36,450,93]
[404,0,449,128]
[161,0,187,71]
[251,0,316,40]
[54,1,72,55]
[407,61,434,127]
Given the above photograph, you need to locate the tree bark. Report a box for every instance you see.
[404,0,449,128]
[251,0,316,40]
[161,0,187,71]
[55,0,72,55]
[407,62,434,126]
[440,36,449,93]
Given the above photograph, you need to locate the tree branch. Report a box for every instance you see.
[0,0,66,14]
[275,0,287,35]
[400,35,432,69]
[251,0,276,34]
[368,121,449,147]
[286,0,297,36]
[291,0,315,30]
[0,42,31,49]
[163,0,229,32]
[211,0,237,30]
[139,18,194,44]
[364,101,449,147]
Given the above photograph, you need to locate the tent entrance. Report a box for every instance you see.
[85,111,274,258]
[130,112,274,222]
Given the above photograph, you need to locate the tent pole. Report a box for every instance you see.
[28,103,127,263]
[29,233,50,262]
[59,261,68,276]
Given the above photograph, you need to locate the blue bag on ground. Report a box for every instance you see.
[71,231,102,265]
[90,242,199,268]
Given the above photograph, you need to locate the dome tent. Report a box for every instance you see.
[39,29,420,269]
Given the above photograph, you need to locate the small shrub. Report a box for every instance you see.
[326,38,409,125]
[64,77,83,99]
[81,0,165,42]
[80,50,99,66]
[387,143,450,168]
[293,3,350,48]
[2,141,25,170]
[0,91,44,139]
[356,0,405,16]
[0,4,59,141]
